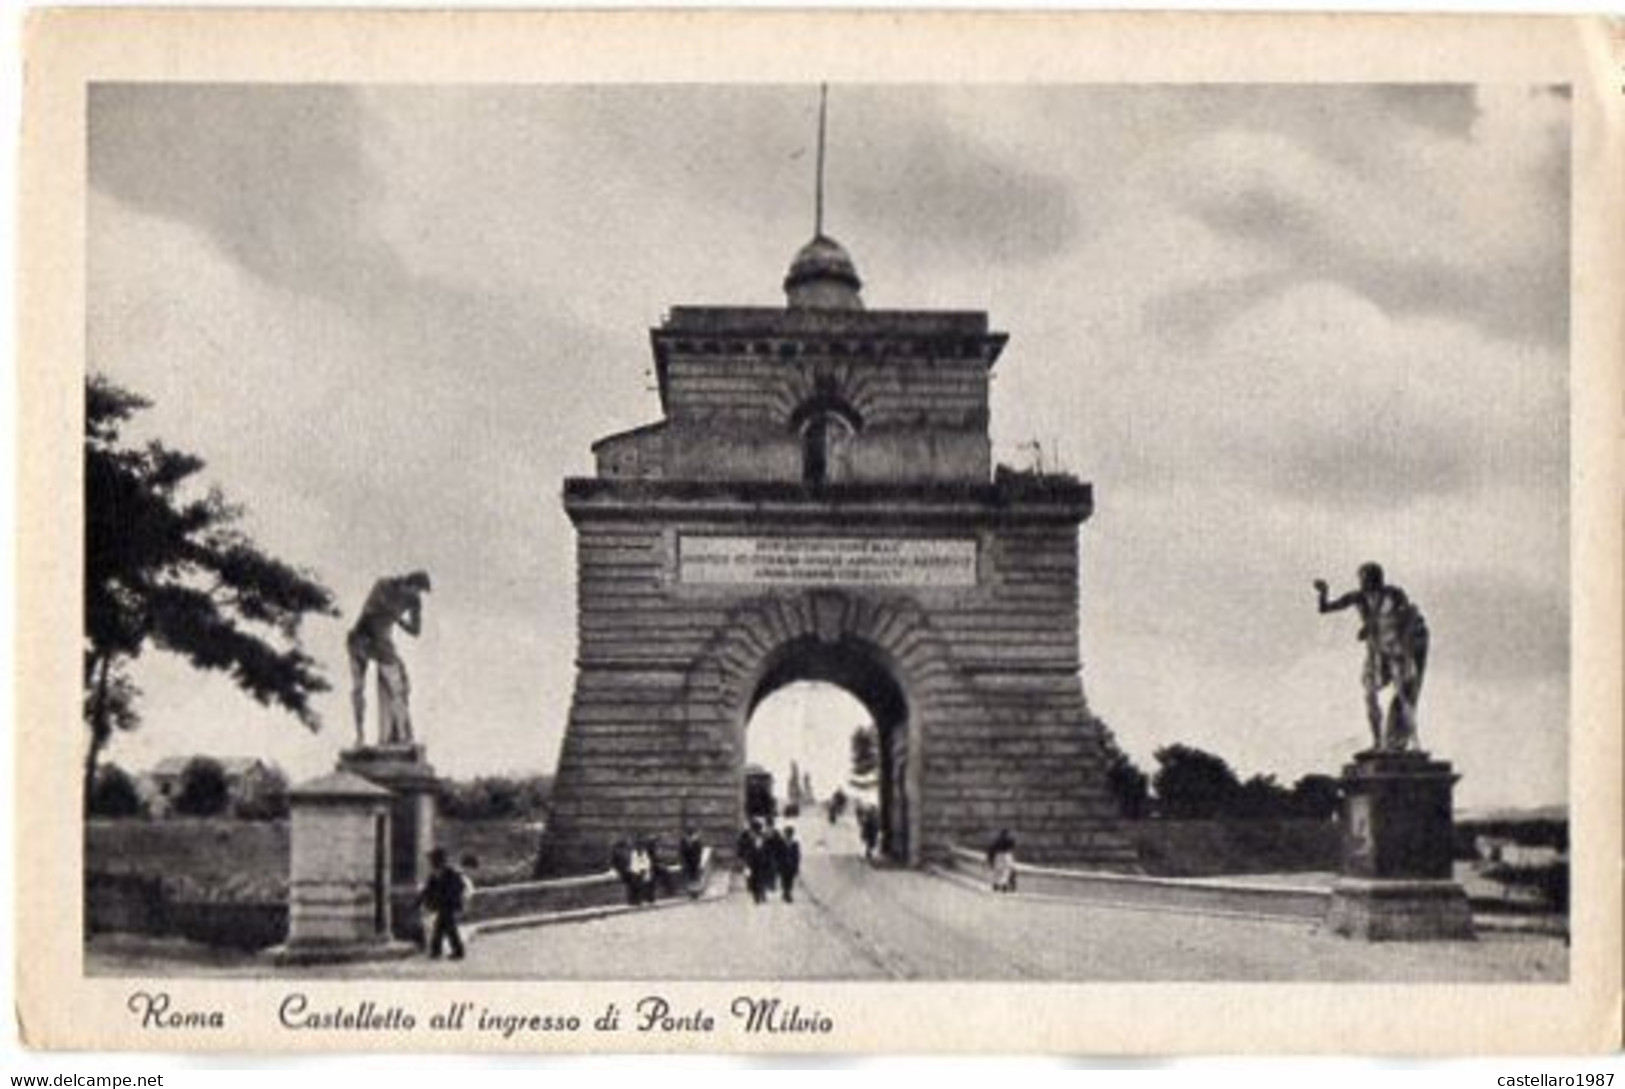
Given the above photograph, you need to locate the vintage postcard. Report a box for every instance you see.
[14,9,1622,1054]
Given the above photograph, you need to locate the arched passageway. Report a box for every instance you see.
[745,638,912,861]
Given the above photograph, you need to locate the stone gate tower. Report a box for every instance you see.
[539,234,1137,873]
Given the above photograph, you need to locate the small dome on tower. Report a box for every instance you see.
[784,234,864,310]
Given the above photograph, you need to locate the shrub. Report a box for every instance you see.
[88,763,145,818]
[173,757,230,817]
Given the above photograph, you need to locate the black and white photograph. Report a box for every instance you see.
[14,9,1621,1055]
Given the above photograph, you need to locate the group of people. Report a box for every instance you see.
[735,819,802,904]
[610,829,709,906]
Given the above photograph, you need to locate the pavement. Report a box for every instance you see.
[88,818,1566,982]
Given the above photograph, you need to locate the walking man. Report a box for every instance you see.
[859,806,880,863]
[775,826,802,903]
[761,819,784,898]
[679,829,706,899]
[417,848,467,960]
[740,821,772,905]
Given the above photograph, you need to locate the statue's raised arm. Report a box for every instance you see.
[1314,563,1429,753]
[1314,578,1363,617]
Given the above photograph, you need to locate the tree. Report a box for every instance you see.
[83,376,337,812]
[1108,757,1151,820]
[440,775,554,821]
[1097,727,1149,820]
[1232,773,1295,819]
[1289,774,1343,821]
[172,756,230,817]
[1151,744,1242,820]
[87,762,145,818]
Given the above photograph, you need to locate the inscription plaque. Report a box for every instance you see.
[678,535,977,587]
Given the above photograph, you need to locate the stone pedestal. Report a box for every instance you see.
[1326,751,1474,941]
[339,745,440,890]
[276,771,415,964]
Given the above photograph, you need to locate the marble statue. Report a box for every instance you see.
[346,570,431,747]
[1314,563,1430,753]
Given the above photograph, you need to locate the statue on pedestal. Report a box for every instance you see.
[1314,562,1430,753]
[346,571,431,747]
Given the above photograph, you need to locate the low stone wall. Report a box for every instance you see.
[167,900,289,951]
[85,873,289,952]
[87,819,717,950]
[467,850,713,925]
[465,871,627,923]
[85,873,169,936]
[85,818,545,891]
[944,845,1331,921]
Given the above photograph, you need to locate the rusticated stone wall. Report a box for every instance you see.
[537,480,1138,875]
[540,292,1136,876]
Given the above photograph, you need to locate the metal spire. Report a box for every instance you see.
[815,83,827,238]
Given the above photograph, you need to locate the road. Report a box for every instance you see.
[91,817,1566,982]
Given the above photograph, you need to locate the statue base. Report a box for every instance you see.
[339,745,440,893]
[1326,750,1474,941]
[1326,877,1474,941]
[283,771,406,959]
[271,939,419,967]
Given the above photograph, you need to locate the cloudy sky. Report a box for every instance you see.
[88,84,1570,810]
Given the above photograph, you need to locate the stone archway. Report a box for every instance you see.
[746,640,909,859]
[535,233,1140,876]
[693,588,953,864]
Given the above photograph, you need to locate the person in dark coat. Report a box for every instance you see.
[739,821,773,905]
[774,826,802,903]
[679,829,706,899]
[827,788,847,825]
[859,806,880,863]
[760,820,783,896]
[417,848,467,960]
[609,834,637,906]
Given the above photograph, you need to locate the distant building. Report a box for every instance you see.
[1475,836,1565,867]
[141,756,283,816]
